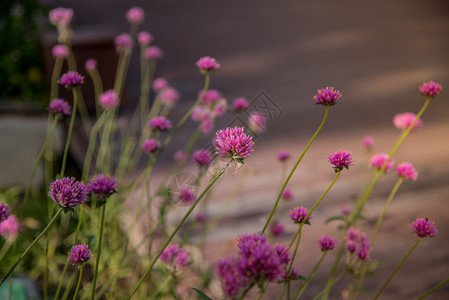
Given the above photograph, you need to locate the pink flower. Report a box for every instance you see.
[393,112,422,131]
[160,87,180,105]
[313,86,342,106]
[52,44,69,58]
[362,135,374,149]
[0,215,19,239]
[214,127,254,159]
[192,150,212,167]
[200,118,214,133]
[49,99,72,116]
[99,90,119,109]
[277,150,290,162]
[281,189,293,201]
[178,186,196,204]
[341,205,351,216]
[419,81,442,98]
[49,8,73,27]
[146,46,163,60]
[196,56,220,72]
[199,89,222,106]
[233,97,249,111]
[396,162,418,181]
[174,150,188,163]
[270,222,285,237]
[152,78,168,92]
[85,59,97,71]
[137,31,153,45]
[289,206,311,224]
[141,139,160,154]
[126,7,144,24]
[115,33,133,51]
[327,150,354,172]
[410,217,437,238]
[318,236,336,251]
[214,99,227,116]
[149,116,172,131]
[370,153,394,172]
[191,106,208,122]
[248,112,266,134]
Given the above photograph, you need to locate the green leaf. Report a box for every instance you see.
[325,216,346,224]
[191,287,213,300]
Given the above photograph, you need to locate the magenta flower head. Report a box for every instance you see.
[281,188,293,201]
[174,150,188,163]
[115,33,133,51]
[52,44,69,58]
[193,150,213,168]
[341,205,351,216]
[214,99,227,116]
[196,212,205,222]
[99,90,119,110]
[214,127,254,161]
[161,245,190,268]
[126,7,144,24]
[327,150,354,172]
[356,234,371,261]
[152,78,168,92]
[160,87,180,105]
[59,71,84,88]
[410,217,437,238]
[178,186,196,204]
[270,222,285,237]
[248,112,266,134]
[396,162,418,181]
[0,203,11,223]
[217,257,247,298]
[86,174,118,199]
[141,139,161,154]
[84,58,97,71]
[49,99,72,116]
[393,112,422,131]
[0,215,19,240]
[49,8,73,27]
[49,178,87,210]
[196,56,220,73]
[277,150,290,162]
[319,236,337,252]
[137,31,153,45]
[199,89,222,106]
[362,135,374,149]
[149,116,172,131]
[146,46,163,60]
[68,244,92,266]
[419,81,442,98]
[370,153,394,172]
[313,86,342,106]
[233,97,249,111]
[289,206,311,224]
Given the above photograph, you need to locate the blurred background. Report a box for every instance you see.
[1,0,449,299]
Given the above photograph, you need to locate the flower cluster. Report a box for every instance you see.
[126,7,144,24]
[313,86,342,106]
[152,78,168,92]
[52,44,69,58]
[282,188,294,201]
[319,236,337,252]
[393,112,422,131]
[192,89,227,133]
[396,162,418,181]
[409,217,437,238]
[419,81,442,98]
[59,71,84,88]
[178,186,196,204]
[149,116,172,131]
[137,31,153,45]
[49,178,87,209]
[141,139,160,154]
[346,227,371,261]
[370,153,394,172]
[196,56,220,72]
[86,174,118,199]
[248,112,266,134]
[160,245,189,268]
[49,99,72,116]
[146,46,163,60]
[363,135,374,149]
[193,150,213,168]
[289,206,311,224]
[99,90,120,110]
[49,8,73,27]
[232,97,249,111]
[159,87,180,106]
[0,203,11,223]
[0,215,19,240]
[85,59,97,71]
[214,127,254,160]
[277,150,290,162]
[327,150,354,172]
[270,222,285,237]
[115,33,133,51]
[68,244,92,266]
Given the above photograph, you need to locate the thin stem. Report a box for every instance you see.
[374,238,422,300]
[50,57,63,100]
[295,252,327,299]
[262,105,329,233]
[311,270,346,300]
[127,160,231,299]
[72,265,83,300]
[60,87,80,177]
[87,67,104,118]
[238,282,256,300]
[0,207,64,286]
[416,277,449,300]
[91,203,107,300]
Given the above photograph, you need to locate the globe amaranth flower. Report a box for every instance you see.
[393,112,422,131]
[281,268,301,281]
[341,205,351,216]
[115,33,133,51]
[68,244,92,266]
[192,150,213,168]
[281,188,293,201]
[149,116,172,131]
[274,244,290,265]
[86,174,118,199]
[59,71,84,88]
[0,203,11,223]
[52,44,69,58]
[248,112,266,134]
[99,90,119,110]
[319,236,337,252]
[213,99,227,117]
[178,186,196,204]
[419,81,442,98]
[160,87,180,105]
[137,31,153,45]
[49,177,87,209]
[49,7,73,27]
[396,162,418,181]
[199,89,222,106]
[141,139,161,154]
[196,56,220,73]
[370,153,394,172]
[216,257,247,298]
[270,222,285,237]
[146,46,163,60]
[196,212,205,222]
[313,86,342,106]
[152,78,168,92]
[85,58,97,71]
[289,206,311,224]
[410,217,437,238]
[356,234,371,261]
[0,214,19,240]
[233,97,249,111]
[49,99,72,116]
[126,7,144,23]
[161,245,190,268]
[362,135,374,149]
[174,150,188,163]
[277,150,290,162]
[345,228,371,261]
[214,127,254,160]
[327,150,354,172]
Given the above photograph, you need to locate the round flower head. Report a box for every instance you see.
[419,81,442,98]
[52,44,69,58]
[152,78,168,92]
[86,174,118,199]
[196,212,205,222]
[149,116,172,131]
[410,217,437,238]
[191,106,207,122]
[178,186,196,204]
[176,249,190,267]
[160,87,180,105]
[146,46,163,60]
[115,33,133,51]
[214,99,227,116]
[289,206,311,224]
[346,227,360,241]
[341,205,351,216]
[59,71,84,88]
[277,150,290,162]
[99,90,119,110]
[49,99,72,116]
[370,153,394,172]
[137,31,153,45]
[217,257,246,298]
[0,203,11,223]
[233,97,249,111]
[196,56,220,73]
[319,236,336,252]
[214,127,254,160]
[0,215,19,240]
[174,150,188,163]
[85,58,97,71]
[270,222,285,237]
[396,162,418,181]
[161,245,180,264]
[393,112,422,131]
[362,135,374,149]
[141,139,160,154]
[68,244,92,266]
[356,234,371,261]
[49,177,87,209]
[49,8,73,27]
[248,112,266,134]
[313,86,342,106]
[126,7,144,24]
[199,89,222,106]
[281,188,293,201]
[193,150,213,168]
[274,244,291,265]
[327,150,354,172]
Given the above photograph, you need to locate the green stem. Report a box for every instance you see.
[0,207,63,286]
[374,238,422,300]
[416,277,449,300]
[311,270,346,300]
[295,252,327,299]
[91,203,107,300]
[50,58,63,100]
[238,282,256,300]
[87,67,104,118]
[127,160,231,299]
[72,265,83,300]
[60,87,80,177]
[261,105,329,233]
